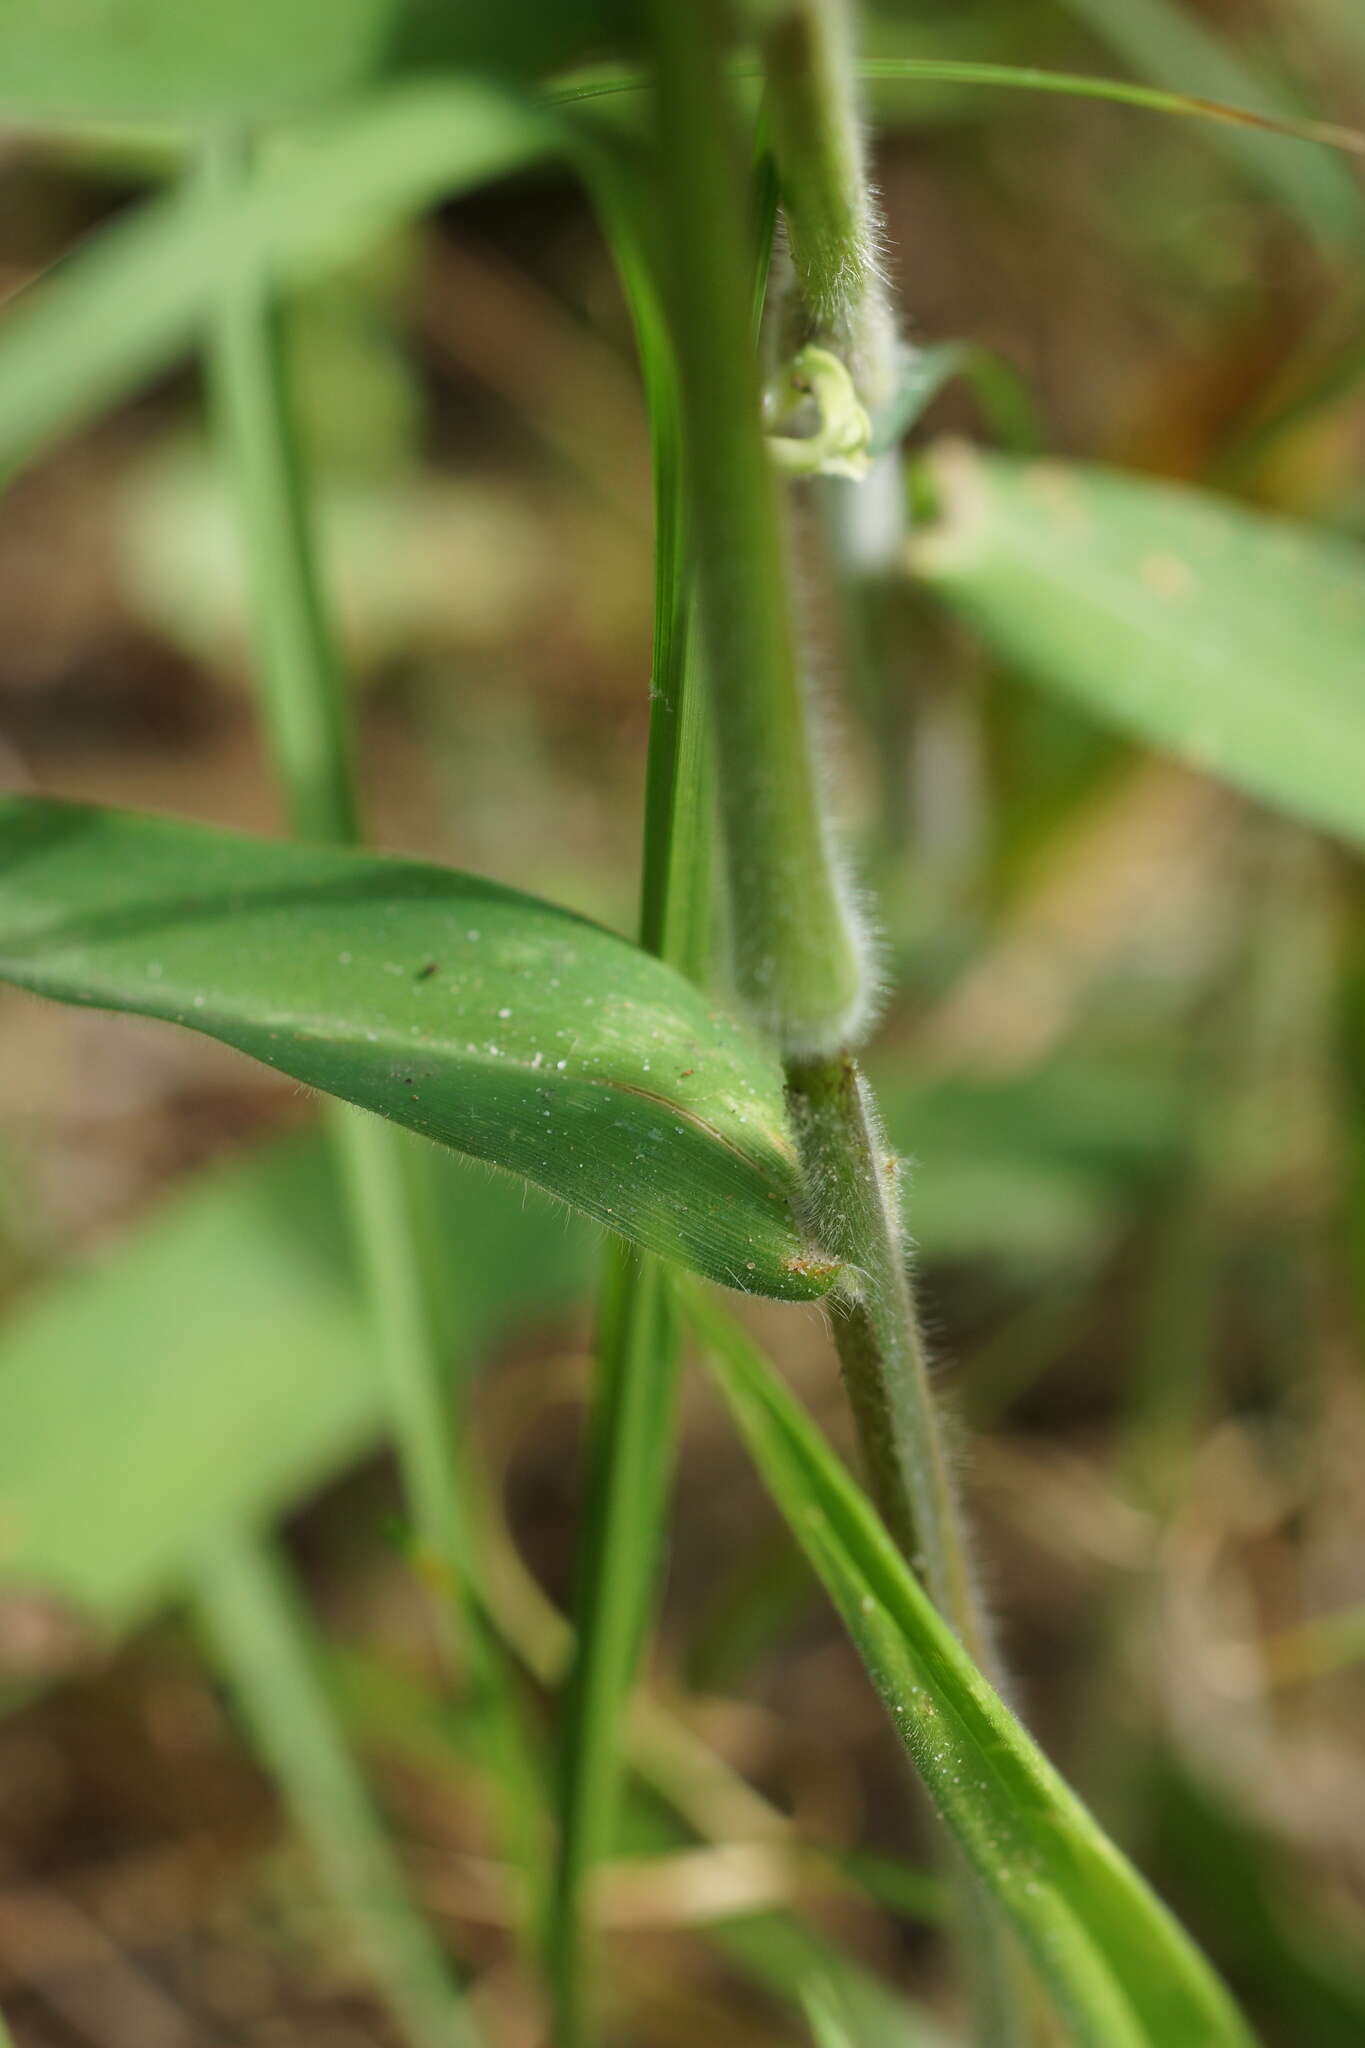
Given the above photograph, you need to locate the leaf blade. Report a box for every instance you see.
[0,81,556,479]
[0,799,827,1299]
[910,444,1365,854]
[0,0,628,122]
[0,1128,588,1636]
[688,1285,1255,2048]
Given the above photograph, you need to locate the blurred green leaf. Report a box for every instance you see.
[724,1915,952,2048]
[802,1981,858,2048]
[1055,0,1365,249]
[868,342,1040,457]
[0,1129,587,1636]
[0,0,630,122]
[336,1640,955,2045]
[194,1537,479,2048]
[911,444,1365,853]
[558,52,1365,169]
[0,81,557,478]
[689,1287,1255,2048]
[117,440,547,679]
[1143,1759,1365,2048]
[0,799,829,1299]
[877,1058,1182,1270]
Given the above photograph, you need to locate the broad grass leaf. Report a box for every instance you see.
[0,1130,588,1640]
[910,444,1365,854]
[0,82,557,478]
[0,800,829,1299]
[0,0,630,122]
[689,1288,1256,2048]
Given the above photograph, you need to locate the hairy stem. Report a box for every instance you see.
[644,14,1033,2035]
[646,0,987,1652]
[785,1055,988,1664]
[759,0,896,407]
[647,0,868,1056]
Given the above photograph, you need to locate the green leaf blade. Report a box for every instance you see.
[690,1286,1256,2048]
[0,1129,588,1636]
[0,799,828,1300]
[911,443,1365,854]
[0,0,629,123]
[0,81,557,481]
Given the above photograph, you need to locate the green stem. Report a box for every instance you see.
[760,0,895,407]
[546,162,715,2044]
[546,133,788,2038]
[199,156,357,850]
[783,1062,1039,2048]
[784,1055,986,1663]
[646,0,990,1670]
[645,11,1033,2037]
[646,0,868,1057]
[203,132,542,1930]
[194,1538,479,2048]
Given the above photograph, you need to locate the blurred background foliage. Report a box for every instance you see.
[0,2,1362,2043]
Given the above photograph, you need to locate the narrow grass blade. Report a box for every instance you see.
[720,1916,951,2048]
[1054,0,1364,248]
[686,1285,1256,2048]
[334,1641,953,2045]
[546,143,779,2041]
[550,1242,681,2038]
[546,156,711,2042]
[551,56,1365,167]
[910,443,1365,855]
[0,82,555,479]
[802,1980,858,2048]
[0,799,828,1299]
[203,130,359,848]
[194,1537,476,2048]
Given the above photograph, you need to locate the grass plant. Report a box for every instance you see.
[0,3,1362,2042]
